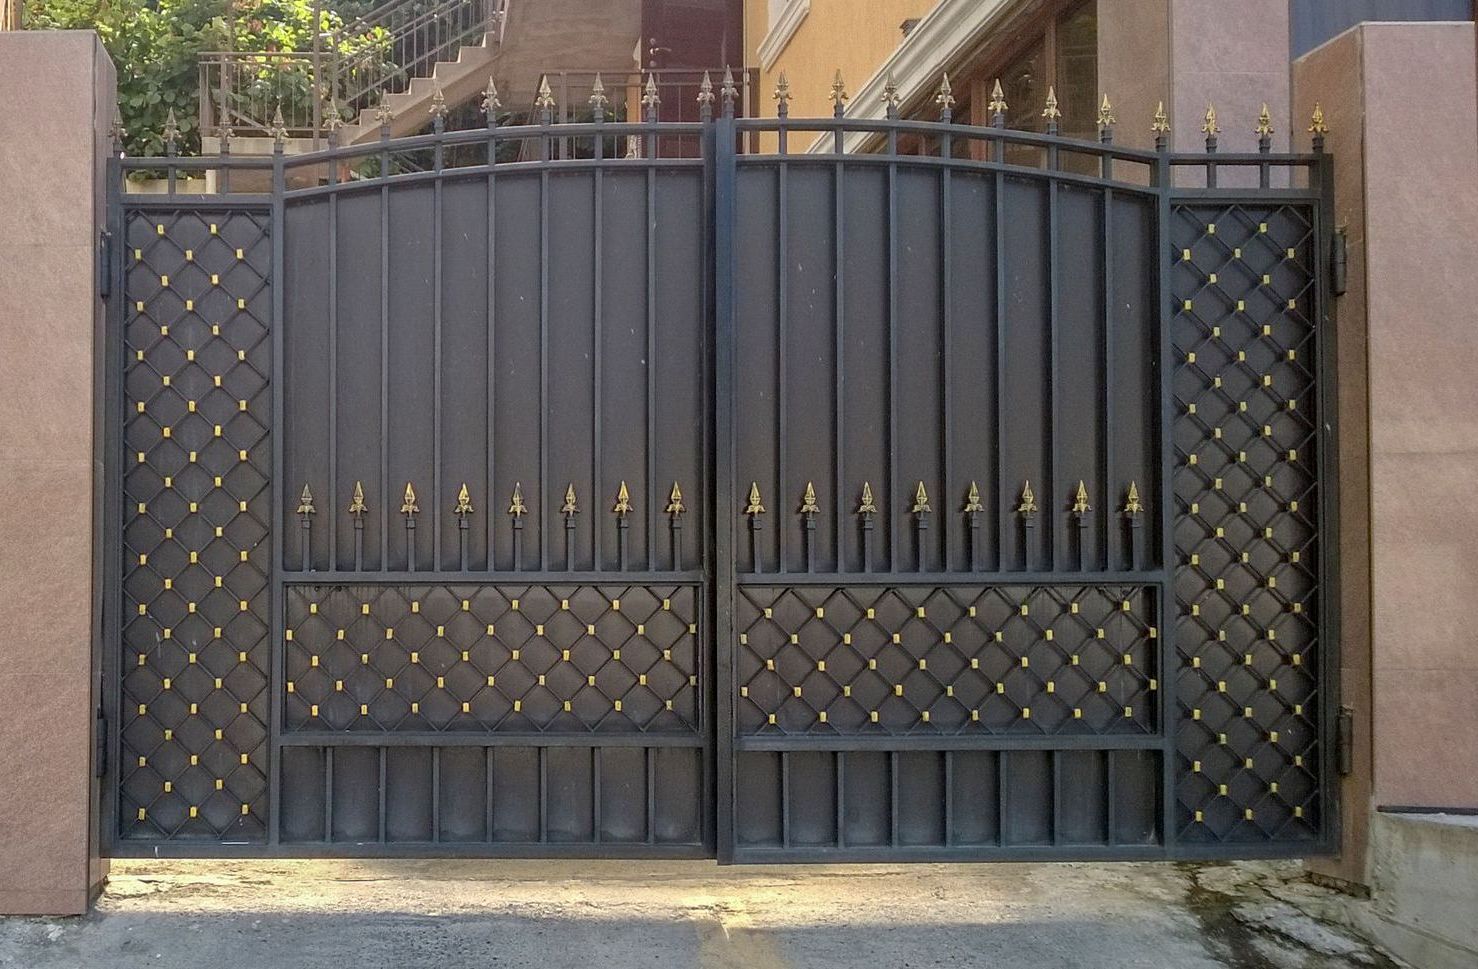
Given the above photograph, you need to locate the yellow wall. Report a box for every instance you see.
[747,0,938,119]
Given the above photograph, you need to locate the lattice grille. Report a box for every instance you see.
[735,586,1158,735]
[120,209,273,840]
[285,585,701,732]
[1172,204,1321,843]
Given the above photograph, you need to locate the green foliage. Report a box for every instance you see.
[25,0,390,156]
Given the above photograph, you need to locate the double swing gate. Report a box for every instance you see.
[106,85,1338,861]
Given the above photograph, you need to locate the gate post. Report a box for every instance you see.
[0,30,115,914]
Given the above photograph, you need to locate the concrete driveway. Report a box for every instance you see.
[0,859,1397,969]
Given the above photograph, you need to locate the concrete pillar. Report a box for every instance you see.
[1100,0,1291,153]
[1294,21,1478,887]
[0,30,114,915]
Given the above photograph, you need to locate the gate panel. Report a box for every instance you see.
[117,207,273,841]
[722,136,1167,858]
[1170,201,1326,846]
[273,159,711,852]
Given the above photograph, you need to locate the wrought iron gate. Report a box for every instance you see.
[104,83,1336,860]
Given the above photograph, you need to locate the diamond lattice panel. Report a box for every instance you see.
[1171,203,1321,844]
[735,586,1158,736]
[119,209,272,841]
[285,585,701,733]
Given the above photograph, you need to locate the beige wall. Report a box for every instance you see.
[1295,21,1478,885]
[0,30,112,915]
[747,0,936,117]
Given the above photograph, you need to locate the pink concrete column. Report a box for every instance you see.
[1099,0,1290,156]
[0,30,115,915]
[1295,21,1478,884]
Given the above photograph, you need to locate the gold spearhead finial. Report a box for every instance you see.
[429,83,449,121]
[612,481,633,516]
[590,73,610,113]
[988,78,1007,115]
[297,484,316,515]
[481,77,501,115]
[454,483,474,516]
[721,65,739,103]
[1308,102,1329,136]
[745,482,765,516]
[374,100,394,127]
[1202,103,1220,135]
[1017,480,1038,516]
[964,481,984,514]
[1152,100,1170,134]
[799,481,820,515]
[348,481,368,517]
[1072,480,1092,515]
[911,481,931,515]
[561,483,578,515]
[881,72,901,110]
[1124,481,1144,517]
[1255,102,1274,138]
[1042,86,1062,121]
[857,482,878,515]
[1097,93,1116,129]
[666,481,685,515]
[641,73,661,110]
[400,482,419,516]
[773,72,792,105]
[829,69,848,110]
[935,73,956,112]
[508,482,527,517]
[535,76,556,113]
[696,71,715,108]
[269,105,288,147]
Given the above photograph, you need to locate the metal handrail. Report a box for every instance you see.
[197,0,509,144]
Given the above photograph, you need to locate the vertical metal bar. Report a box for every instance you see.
[1047,155,1060,573]
[939,152,952,574]
[835,751,846,849]
[887,128,899,573]
[712,113,738,861]
[485,135,497,570]
[1156,152,1178,849]
[1103,186,1116,571]
[379,142,391,571]
[324,746,334,843]
[994,170,1007,571]
[1051,750,1062,846]
[944,750,954,847]
[593,163,604,572]
[101,168,125,851]
[539,167,549,570]
[645,746,656,846]
[268,152,286,846]
[780,750,791,848]
[776,162,788,574]
[377,746,387,843]
[433,157,444,570]
[834,154,845,572]
[485,746,495,841]
[538,746,549,843]
[592,747,602,844]
[647,158,658,569]
[328,187,339,569]
[889,750,900,847]
[1106,749,1118,847]
[431,747,441,843]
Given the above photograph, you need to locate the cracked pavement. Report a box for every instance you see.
[0,859,1401,968]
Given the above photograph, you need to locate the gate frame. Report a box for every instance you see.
[100,99,1338,861]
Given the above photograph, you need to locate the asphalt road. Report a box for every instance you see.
[0,859,1398,969]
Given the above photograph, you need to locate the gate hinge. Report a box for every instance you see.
[95,707,107,778]
[1336,705,1354,776]
[98,230,113,301]
[1330,226,1348,297]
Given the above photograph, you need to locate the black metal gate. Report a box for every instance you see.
[104,84,1336,860]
